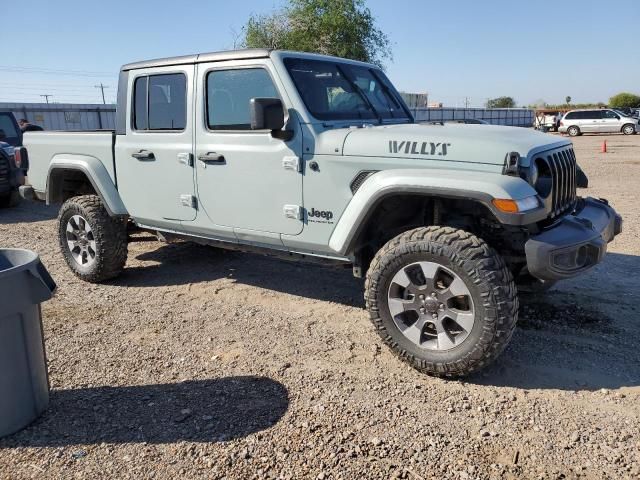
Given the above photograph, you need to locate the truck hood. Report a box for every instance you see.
[332,123,570,166]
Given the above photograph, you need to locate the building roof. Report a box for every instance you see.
[120,48,272,71]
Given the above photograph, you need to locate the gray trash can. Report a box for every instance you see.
[0,249,56,437]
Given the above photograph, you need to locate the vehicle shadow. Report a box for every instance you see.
[114,243,640,391]
[0,376,289,448]
[112,241,365,307]
[0,200,58,224]
[469,252,640,391]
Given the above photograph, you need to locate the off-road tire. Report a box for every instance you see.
[622,124,635,135]
[365,226,518,377]
[0,189,20,208]
[567,126,580,137]
[58,195,128,282]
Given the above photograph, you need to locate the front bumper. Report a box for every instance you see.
[525,197,622,281]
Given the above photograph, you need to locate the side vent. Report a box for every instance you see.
[350,170,379,194]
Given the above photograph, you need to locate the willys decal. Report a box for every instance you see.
[388,140,451,156]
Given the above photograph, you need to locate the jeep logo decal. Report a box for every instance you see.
[388,140,451,156]
[307,208,334,225]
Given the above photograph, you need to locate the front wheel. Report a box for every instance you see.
[365,226,518,377]
[622,124,635,135]
[58,195,128,282]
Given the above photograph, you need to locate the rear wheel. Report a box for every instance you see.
[365,226,518,377]
[0,189,20,208]
[622,124,635,135]
[567,126,580,137]
[58,195,128,282]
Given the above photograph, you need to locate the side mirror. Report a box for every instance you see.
[250,98,285,131]
[0,129,6,141]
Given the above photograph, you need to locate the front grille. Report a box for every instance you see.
[533,146,577,218]
[0,154,9,187]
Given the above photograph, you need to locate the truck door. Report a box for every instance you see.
[194,61,303,236]
[115,65,196,225]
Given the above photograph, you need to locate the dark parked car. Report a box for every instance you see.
[0,113,28,207]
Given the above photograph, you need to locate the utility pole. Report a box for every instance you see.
[40,94,52,104]
[94,83,109,104]
[464,97,470,108]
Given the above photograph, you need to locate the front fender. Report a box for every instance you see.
[328,169,544,256]
[47,155,128,216]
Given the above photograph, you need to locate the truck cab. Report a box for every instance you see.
[22,49,622,377]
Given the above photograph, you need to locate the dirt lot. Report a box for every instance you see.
[1,133,639,479]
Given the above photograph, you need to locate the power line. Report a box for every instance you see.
[0,65,112,77]
[0,83,114,91]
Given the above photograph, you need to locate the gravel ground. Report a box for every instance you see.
[1,133,639,479]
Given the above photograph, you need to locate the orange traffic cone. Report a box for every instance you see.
[601,140,607,153]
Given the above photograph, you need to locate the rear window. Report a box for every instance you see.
[565,111,601,120]
[0,113,20,145]
[133,73,187,131]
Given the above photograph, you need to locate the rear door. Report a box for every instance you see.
[115,66,196,225]
[194,60,303,236]
[580,110,601,133]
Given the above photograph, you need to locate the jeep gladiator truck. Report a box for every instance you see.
[22,49,622,376]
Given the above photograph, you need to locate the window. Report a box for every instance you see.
[602,110,619,119]
[206,69,278,130]
[0,114,19,141]
[564,112,577,120]
[133,73,186,131]
[284,58,411,122]
[582,111,601,120]
[133,77,148,130]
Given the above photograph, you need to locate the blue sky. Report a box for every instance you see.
[1,0,638,106]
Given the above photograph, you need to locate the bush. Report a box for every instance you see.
[609,93,640,109]
[486,97,516,108]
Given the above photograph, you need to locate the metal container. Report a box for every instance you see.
[0,249,56,437]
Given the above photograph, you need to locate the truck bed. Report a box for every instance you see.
[23,130,115,195]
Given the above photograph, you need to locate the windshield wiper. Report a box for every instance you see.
[335,64,382,124]
[369,70,412,121]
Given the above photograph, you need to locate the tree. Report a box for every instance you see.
[565,96,571,105]
[486,96,516,109]
[243,0,392,67]
[609,92,640,109]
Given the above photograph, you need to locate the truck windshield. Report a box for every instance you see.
[284,58,412,123]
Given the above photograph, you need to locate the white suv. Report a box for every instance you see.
[559,109,639,136]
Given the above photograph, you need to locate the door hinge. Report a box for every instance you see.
[282,156,302,173]
[178,152,193,167]
[283,204,303,220]
[180,194,197,209]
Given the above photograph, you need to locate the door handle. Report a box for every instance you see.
[131,150,155,161]
[198,152,226,164]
